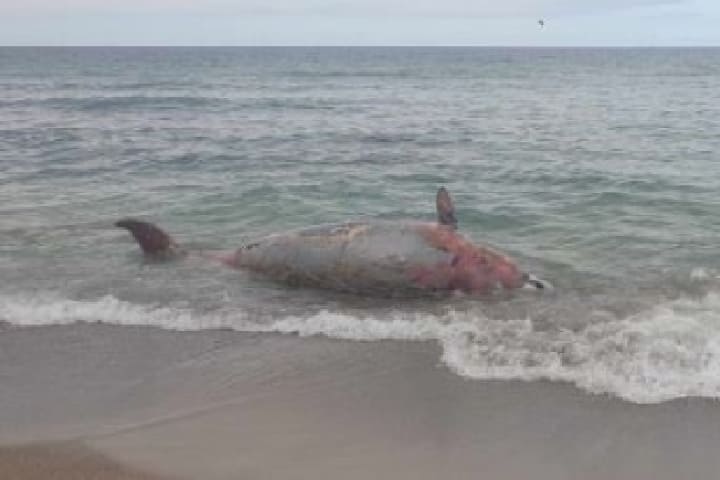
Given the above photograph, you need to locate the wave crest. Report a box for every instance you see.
[2,292,720,404]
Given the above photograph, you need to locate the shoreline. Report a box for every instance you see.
[2,324,720,479]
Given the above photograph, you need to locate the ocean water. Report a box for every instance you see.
[2,47,720,404]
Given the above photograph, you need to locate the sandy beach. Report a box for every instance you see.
[2,323,720,480]
[0,443,170,480]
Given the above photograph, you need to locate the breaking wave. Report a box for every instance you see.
[2,292,720,404]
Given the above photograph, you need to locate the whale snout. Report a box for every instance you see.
[522,273,553,291]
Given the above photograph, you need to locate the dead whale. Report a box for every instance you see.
[116,188,550,296]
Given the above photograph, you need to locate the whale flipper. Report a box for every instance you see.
[115,219,180,256]
[436,187,457,230]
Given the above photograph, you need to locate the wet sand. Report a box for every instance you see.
[2,324,720,479]
[0,442,170,480]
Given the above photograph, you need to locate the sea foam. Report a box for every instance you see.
[2,292,720,404]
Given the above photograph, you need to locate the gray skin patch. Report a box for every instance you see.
[235,221,451,296]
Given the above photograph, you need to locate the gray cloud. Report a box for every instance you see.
[4,0,711,46]
[230,0,683,17]
[3,0,684,17]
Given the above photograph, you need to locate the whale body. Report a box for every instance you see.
[116,188,550,297]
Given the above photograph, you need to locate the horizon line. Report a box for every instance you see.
[2,44,720,48]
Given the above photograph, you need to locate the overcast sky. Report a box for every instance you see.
[1,0,719,46]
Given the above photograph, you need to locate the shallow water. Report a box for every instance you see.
[2,47,720,403]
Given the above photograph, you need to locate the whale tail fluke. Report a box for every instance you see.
[115,218,181,256]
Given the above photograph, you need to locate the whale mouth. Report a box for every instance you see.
[522,273,553,291]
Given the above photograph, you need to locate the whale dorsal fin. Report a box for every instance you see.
[115,218,180,255]
[436,187,457,230]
